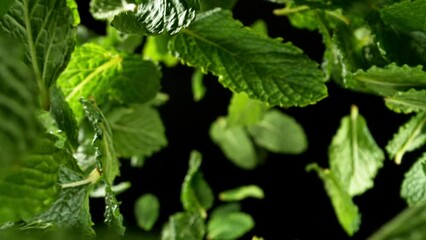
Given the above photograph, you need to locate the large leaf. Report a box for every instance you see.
[0,0,14,16]
[400,154,426,206]
[385,89,426,114]
[111,0,200,35]
[386,111,426,164]
[134,193,160,231]
[0,0,77,100]
[161,212,206,240]
[381,0,426,33]
[248,110,307,154]
[307,163,361,236]
[107,104,167,158]
[57,43,161,120]
[329,105,385,196]
[227,92,268,128]
[169,9,327,107]
[0,33,39,171]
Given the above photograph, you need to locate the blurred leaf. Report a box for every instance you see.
[207,212,254,240]
[381,0,426,32]
[0,0,14,16]
[143,34,178,67]
[219,185,265,201]
[227,92,268,128]
[135,193,160,231]
[161,212,205,240]
[191,69,206,102]
[401,154,426,206]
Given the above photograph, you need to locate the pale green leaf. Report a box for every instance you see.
[108,104,167,158]
[227,92,268,128]
[161,212,206,240]
[90,0,138,20]
[401,154,426,206]
[219,185,265,201]
[143,34,178,67]
[169,9,327,107]
[368,201,426,240]
[381,0,426,33]
[0,0,77,93]
[347,64,426,97]
[58,43,161,121]
[111,0,199,35]
[386,111,426,164]
[181,151,214,218]
[329,105,385,196]
[135,193,160,231]
[385,89,426,114]
[210,118,258,170]
[0,0,14,16]
[207,212,254,240]
[94,25,143,53]
[248,110,307,154]
[191,68,206,102]
[209,203,241,219]
[306,163,361,236]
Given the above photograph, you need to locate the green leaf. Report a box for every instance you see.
[0,133,65,225]
[210,118,258,170]
[368,201,426,240]
[0,0,77,104]
[248,110,307,154]
[207,212,254,240]
[107,104,167,158]
[209,203,241,219]
[381,0,426,33]
[181,151,214,218]
[0,0,14,16]
[385,89,426,114]
[169,9,327,107]
[0,33,39,171]
[161,212,206,240]
[90,0,138,20]
[227,92,268,128]
[347,64,426,97]
[143,34,178,67]
[94,25,143,53]
[200,0,238,11]
[111,0,199,35]
[329,105,385,196]
[219,185,265,201]
[135,193,160,231]
[306,163,361,236]
[58,43,161,121]
[191,69,206,102]
[401,154,426,206]
[386,111,426,164]
[103,180,126,235]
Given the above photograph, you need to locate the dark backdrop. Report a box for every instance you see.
[76,1,412,239]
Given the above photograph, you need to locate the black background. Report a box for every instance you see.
[76,1,414,239]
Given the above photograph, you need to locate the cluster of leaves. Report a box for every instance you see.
[1,0,426,239]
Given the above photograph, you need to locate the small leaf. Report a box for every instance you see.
[219,185,265,201]
[181,151,214,218]
[90,0,138,20]
[143,34,178,67]
[401,154,426,206]
[381,0,426,33]
[385,89,426,114]
[210,118,258,170]
[248,110,307,154]
[306,163,361,236]
[329,105,385,196]
[169,9,327,107]
[161,212,206,240]
[386,111,426,164]
[191,69,206,102]
[207,212,254,240]
[227,92,268,128]
[210,203,241,219]
[135,193,160,231]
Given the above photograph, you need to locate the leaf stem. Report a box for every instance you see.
[61,168,101,188]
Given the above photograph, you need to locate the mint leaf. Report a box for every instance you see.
[385,89,426,114]
[169,9,327,107]
[58,43,161,120]
[401,154,426,206]
[329,105,385,196]
[227,92,268,128]
[90,0,138,20]
[381,0,426,33]
[386,111,426,164]
[143,34,178,67]
[104,181,126,235]
[161,212,206,240]
[210,118,258,170]
[0,0,14,16]
[248,110,308,154]
[111,0,199,35]
[108,104,167,158]
[207,212,254,240]
[306,163,361,236]
[134,193,160,231]
[191,69,206,102]
[210,203,241,218]
[219,185,265,201]
[181,151,214,218]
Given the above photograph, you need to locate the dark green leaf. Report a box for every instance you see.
[207,212,254,240]
[219,185,265,201]
[381,0,426,33]
[227,92,268,128]
[0,0,14,16]
[385,89,426,114]
[401,154,426,206]
[134,193,160,231]
[161,212,205,240]
[169,9,327,107]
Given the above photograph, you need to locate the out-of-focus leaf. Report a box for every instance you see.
[191,69,206,102]
[219,185,265,201]
[161,212,205,240]
[134,193,160,231]
[207,212,254,240]
[227,92,268,128]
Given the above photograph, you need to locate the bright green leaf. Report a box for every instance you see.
[181,151,214,218]
[161,212,206,240]
[210,118,258,170]
[143,34,178,67]
[108,104,167,158]
[207,212,254,240]
[94,25,143,53]
[385,89,426,114]
[135,193,160,231]
[111,0,199,35]
[306,163,361,236]
[169,9,327,107]
[0,0,15,16]
[219,185,265,201]
[250,19,269,36]
[381,0,426,33]
[191,69,206,102]
[329,105,385,196]
[210,203,241,219]
[401,154,426,206]
[386,111,426,164]
[248,110,307,154]
[58,43,161,121]
[90,0,138,20]
[227,92,268,128]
